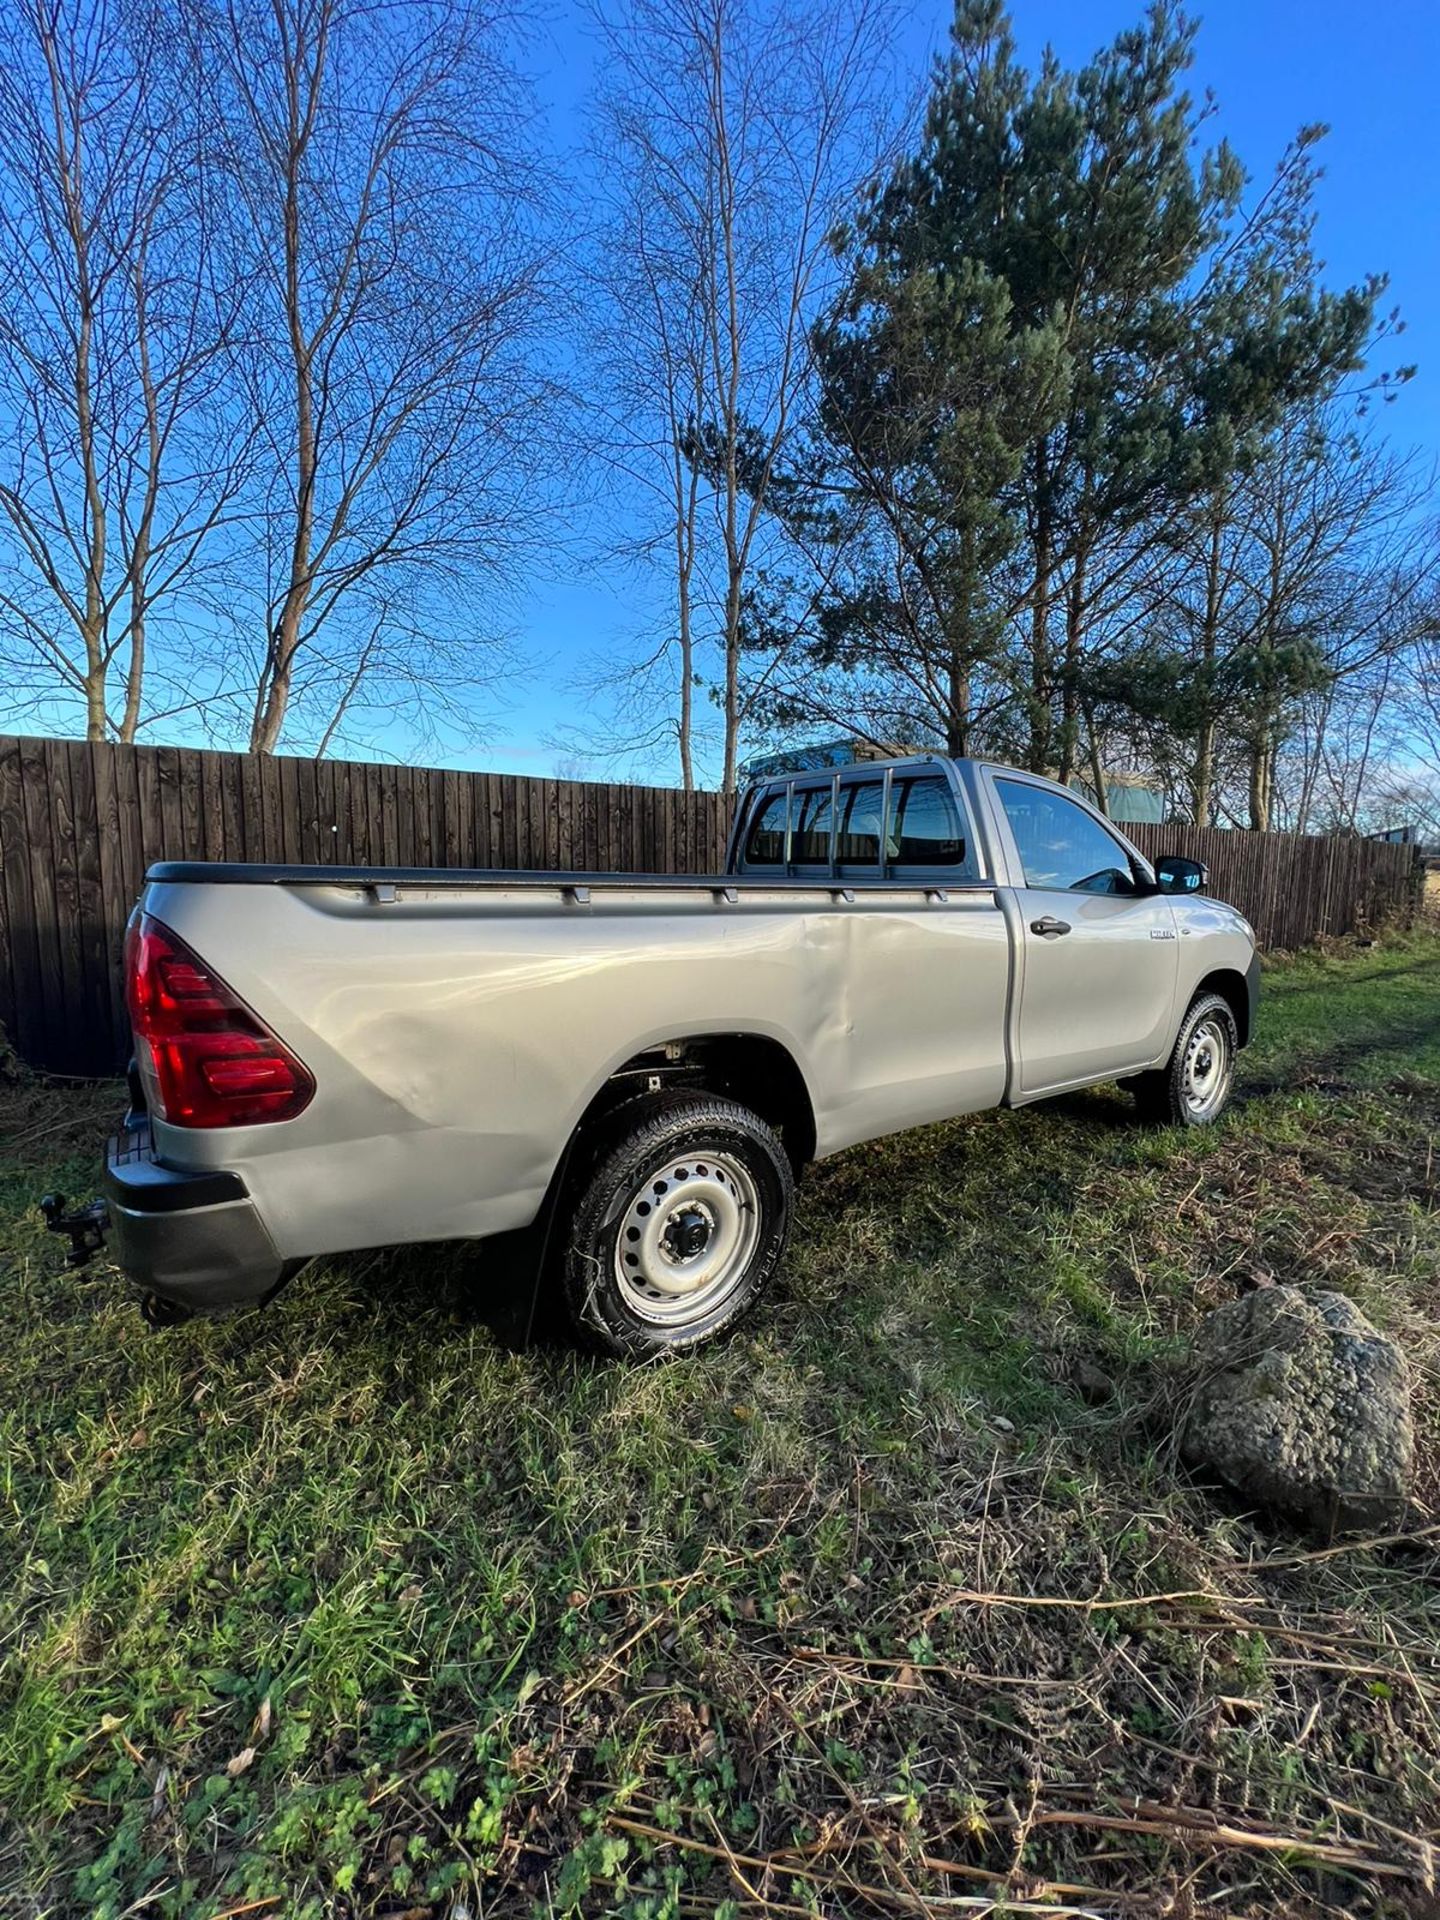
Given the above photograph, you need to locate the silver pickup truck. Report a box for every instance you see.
[93,755,1257,1354]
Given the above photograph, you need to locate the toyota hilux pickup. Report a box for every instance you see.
[82,755,1256,1355]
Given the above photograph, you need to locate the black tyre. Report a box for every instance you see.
[560,1090,794,1357]
[1132,991,1238,1128]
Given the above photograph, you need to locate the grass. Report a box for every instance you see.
[3,929,1440,1918]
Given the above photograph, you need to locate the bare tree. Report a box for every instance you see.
[1227,423,1430,830]
[0,0,246,739]
[194,0,548,755]
[588,0,903,790]
[1406,619,1440,780]
[1126,411,1431,831]
[1376,577,1440,840]
[583,182,710,787]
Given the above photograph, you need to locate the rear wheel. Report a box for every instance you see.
[1132,992,1238,1128]
[560,1091,793,1357]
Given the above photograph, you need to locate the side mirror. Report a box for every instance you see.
[1156,853,1208,895]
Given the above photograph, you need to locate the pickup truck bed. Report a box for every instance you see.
[96,755,1259,1355]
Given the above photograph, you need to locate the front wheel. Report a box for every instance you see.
[1132,992,1238,1128]
[560,1091,794,1357]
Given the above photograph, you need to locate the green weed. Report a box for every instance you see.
[2,934,1438,1915]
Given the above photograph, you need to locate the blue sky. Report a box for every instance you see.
[451,0,1440,781]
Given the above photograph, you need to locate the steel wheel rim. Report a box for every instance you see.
[1182,1016,1231,1119]
[613,1150,762,1326]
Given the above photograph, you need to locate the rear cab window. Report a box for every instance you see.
[743,789,790,865]
[836,780,883,869]
[793,785,836,864]
[739,767,978,880]
[887,775,971,874]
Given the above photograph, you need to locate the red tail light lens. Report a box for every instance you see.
[125,913,315,1128]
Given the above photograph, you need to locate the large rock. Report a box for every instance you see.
[1182,1286,1413,1534]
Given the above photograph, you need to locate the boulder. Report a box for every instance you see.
[1182,1286,1413,1535]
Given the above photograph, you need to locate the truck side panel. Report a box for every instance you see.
[138,878,1011,1264]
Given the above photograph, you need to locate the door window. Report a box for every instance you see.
[995,779,1137,895]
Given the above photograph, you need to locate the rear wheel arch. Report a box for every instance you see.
[569,1031,818,1172]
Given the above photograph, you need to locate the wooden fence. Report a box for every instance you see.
[0,733,1420,1075]
[0,735,730,1074]
[1123,819,1418,955]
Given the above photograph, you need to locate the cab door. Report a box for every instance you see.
[986,772,1179,1096]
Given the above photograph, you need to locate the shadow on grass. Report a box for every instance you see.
[1034,1083,1143,1129]
[1241,1007,1440,1097]
[316,1218,568,1353]
[1292,949,1440,983]
[306,1087,1146,1354]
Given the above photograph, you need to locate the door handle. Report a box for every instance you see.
[1030,915,1071,937]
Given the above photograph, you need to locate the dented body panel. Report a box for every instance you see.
[136,875,1016,1257]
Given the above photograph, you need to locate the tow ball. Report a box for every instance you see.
[39,1192,110,1268]
[38,1193,195,1330]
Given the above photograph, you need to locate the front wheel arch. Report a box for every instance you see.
[1193,966,1252,1048]
[1133,990,1239,1128]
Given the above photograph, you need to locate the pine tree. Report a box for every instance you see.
[755,1,1384,779]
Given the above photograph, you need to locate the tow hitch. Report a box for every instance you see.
[39,1190,196,1328]
[39,1192,110,1268]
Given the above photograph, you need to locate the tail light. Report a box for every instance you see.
[124,913,315,1128]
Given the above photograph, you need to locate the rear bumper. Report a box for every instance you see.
[105,1122,288,1310]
